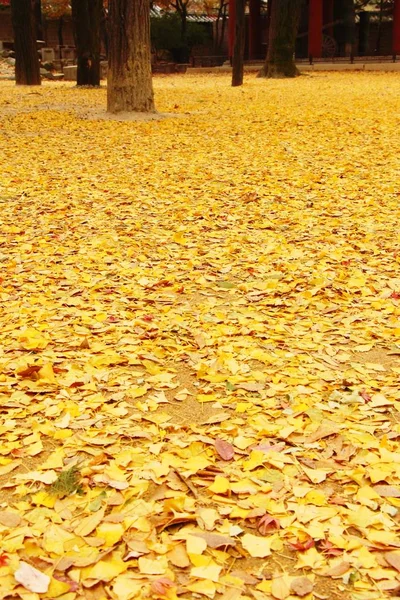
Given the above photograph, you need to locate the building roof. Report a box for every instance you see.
[151,4,216,23]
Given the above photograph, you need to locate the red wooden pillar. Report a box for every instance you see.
[249,0,261,60]
[324,0,334,38]
[229,0,236,58]
[308,0,323,59]
[394,0,400,55]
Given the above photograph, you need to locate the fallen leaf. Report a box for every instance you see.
[14,561,50,593]
[215,438,235,461]
[241,533,271,558]
[290,577,314,597]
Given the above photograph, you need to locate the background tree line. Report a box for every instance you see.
[8,0,397,110]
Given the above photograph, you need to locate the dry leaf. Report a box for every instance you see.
[323,562,351,578]
[384,552,400,572]
[241,534,271,558]
[215,438,235,461]
[271,575,291,600]
[14,561,51,593]
[290,577,314,597]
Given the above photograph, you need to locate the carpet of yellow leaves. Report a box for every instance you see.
[0,72,400,600]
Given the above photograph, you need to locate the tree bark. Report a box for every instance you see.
[258,0,302,78]
[107,0,155,113]
[71,0,101,87]
[58,16,64,52]
[33,0,43,41]
[232,0,245,86]
[11,0,41,86]
[341,0,355,56]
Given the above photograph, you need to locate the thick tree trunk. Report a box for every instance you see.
[71,0,101,87]
[107,0,155,113]
[11,0,41,86]
[232,0,245,86]
[258,0,302,78]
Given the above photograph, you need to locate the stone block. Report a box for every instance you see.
[61,47,76,61]
[63,65,77,81]
[41,47,55,63]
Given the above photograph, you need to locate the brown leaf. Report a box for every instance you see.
[257,514,281,535]
[0,511,22,527]
[236,382,264,392]
[384,552,400,572]
[373,485,400,498]
[150,578,175,595]
[168,544,190,568]
[322,562,351,578]
[290,577,313,597]
[215,438,235,461]
[194,532,236,549]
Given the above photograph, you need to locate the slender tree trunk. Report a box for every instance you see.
[258,0,302,78]
[265,0,272,56]
[107,0,155,113]
[33,0,43,41]
[71,0,101,86]
[101,6,109,58]
[11,0,41,86]
[179,7,189,62]
[232,0,245,86]
[341,0,355,56]
[220,5,228,52]
[375,0,384,54]
[58,16,64,52]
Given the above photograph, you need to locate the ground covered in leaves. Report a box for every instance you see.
[0,72,400,600]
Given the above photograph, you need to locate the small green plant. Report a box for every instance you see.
[50,465,83,498]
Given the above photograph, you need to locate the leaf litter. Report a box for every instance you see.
[0,72,400,599]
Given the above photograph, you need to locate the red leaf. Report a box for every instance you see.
[215,438,234,461]
[107,315,119,323]
[288,536,315,551]
[318,539,343,556]
[390,291,400,299]
[360,389,371,402]
[0,554,8,567]
[150,577,175,595]
[258,514,281,535]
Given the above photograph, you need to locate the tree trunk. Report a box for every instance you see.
[219,5,228,52]
[375,0,384,54]
[11,0,41,86]
[341,0,355,56]
[101,6,109,59]
[232,0,245,86]
[107,0,155,113]
[258,0,302,78]
[71,0,101,86]
[58,16,64,53]
[33,0,43,41]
